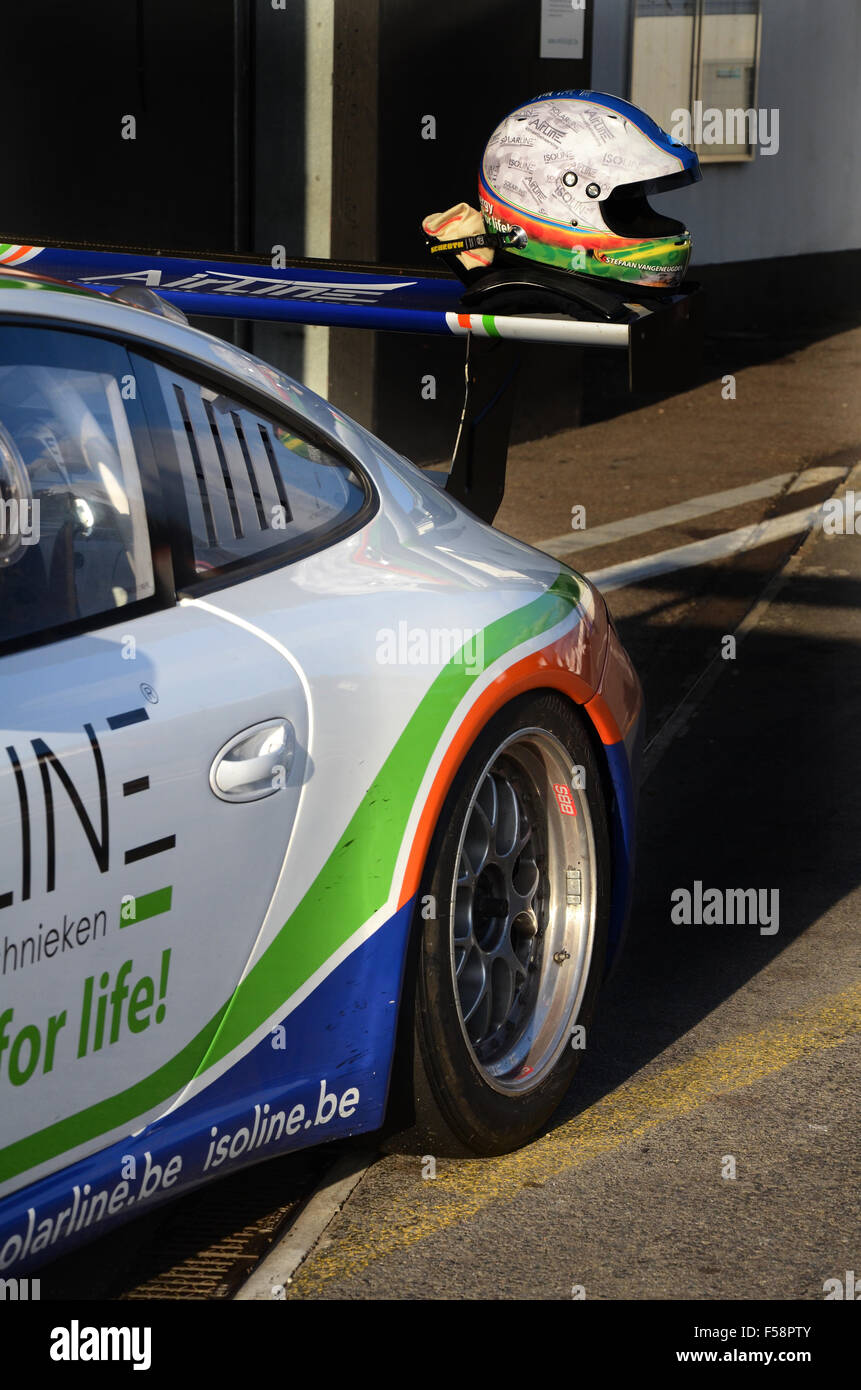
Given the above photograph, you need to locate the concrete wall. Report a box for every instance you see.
[592,0,861,265]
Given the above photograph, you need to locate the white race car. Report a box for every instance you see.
[0,269,642,1275]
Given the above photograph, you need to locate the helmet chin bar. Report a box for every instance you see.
[599,190,688,242]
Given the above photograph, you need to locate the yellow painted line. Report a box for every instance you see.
[293,983,861,1293]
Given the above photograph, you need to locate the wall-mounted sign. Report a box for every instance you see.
[540,0,586,61]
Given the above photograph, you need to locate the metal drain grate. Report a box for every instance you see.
[42,1150,326,1301]
[118,1153,324,1300]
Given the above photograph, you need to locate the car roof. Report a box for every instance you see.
[0,273,313,423]
[0,267,105,300]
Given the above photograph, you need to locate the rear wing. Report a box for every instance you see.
[0,239,703,523]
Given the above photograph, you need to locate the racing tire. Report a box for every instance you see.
[403,690,612,1157]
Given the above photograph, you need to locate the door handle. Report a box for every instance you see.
[210,719,295,802]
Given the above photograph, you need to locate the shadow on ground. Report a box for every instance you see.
[553,558,861,1126]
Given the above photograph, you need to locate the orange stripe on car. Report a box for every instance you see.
[397,627,618,909]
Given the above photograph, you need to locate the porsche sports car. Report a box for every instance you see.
[0,269,642,1275]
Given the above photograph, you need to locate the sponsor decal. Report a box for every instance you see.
[585,110,615,146]
[203,1081,361,1170]
[2,714,175,912]
[553,783,577,817]
[0,1080,361,1270]
[0,245,43,267]
[80,269,418,305]
[526,116,566,144]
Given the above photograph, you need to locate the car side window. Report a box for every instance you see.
[139,358,368,578]
[0,328,156,647]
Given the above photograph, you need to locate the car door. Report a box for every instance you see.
[0,324,308,1199]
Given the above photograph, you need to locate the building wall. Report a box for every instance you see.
[592,0,861,265]
[370,0,594,458]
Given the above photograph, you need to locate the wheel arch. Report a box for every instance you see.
[396,671,634,960]
[383,674,634,1136]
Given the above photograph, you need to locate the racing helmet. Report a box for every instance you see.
[479,90,701,291]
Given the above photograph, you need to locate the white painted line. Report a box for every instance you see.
[536,466,847,558]
[234,1150,373,1300]
[536,470,842,559]
[642,461,861,782]
[586,504,825,595]
[787,464,847,493]
[537,473,794,556]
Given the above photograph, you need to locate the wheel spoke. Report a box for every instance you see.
[476,773,498,836]
[454,932,477,979]
[453,917,474,958]
[464,800,492,878]
[461,956,489,1026]
[489,957,516,1027]
[494,775,519,857]
[510,857,540,910]
[515,815,532,857]
[493,931,530,981]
